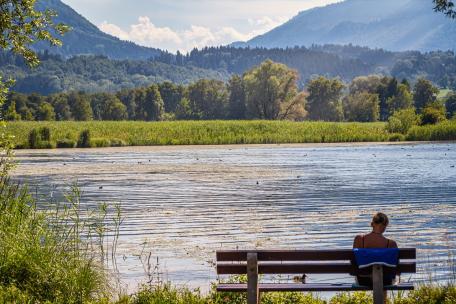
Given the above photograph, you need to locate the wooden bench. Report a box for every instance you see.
[216,249,416,304]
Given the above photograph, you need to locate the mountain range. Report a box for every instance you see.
[1,0,455,96]
[234,0,456,52]
[34,0,456,59]
[33,0,162,60]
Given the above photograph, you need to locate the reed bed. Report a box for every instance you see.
[6,120,393,149]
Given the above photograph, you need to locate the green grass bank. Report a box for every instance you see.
[7,120,392,148]
[7,120,456,149]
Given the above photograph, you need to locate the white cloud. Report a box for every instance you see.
[129,16,182,46]
[99,21,129,40]
[99,15,287,53]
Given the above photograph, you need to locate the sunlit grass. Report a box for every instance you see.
[7,120,392,149]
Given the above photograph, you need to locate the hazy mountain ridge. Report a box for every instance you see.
[32,0,162,60]
[236,0,456,52]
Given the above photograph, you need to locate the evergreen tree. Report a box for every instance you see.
[158,82,184,113]
[227,75,246,119]
[445,93,456,118]
[413,78,439,113]
[386,84,413,114]
[117,89,137,120]
[145,85,164,121]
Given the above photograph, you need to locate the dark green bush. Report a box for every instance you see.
[27,129,40,149]
[56,139,77,148]
[421,106,447,125]
[40,127,51,141]
[78,129,91,148]
[386,109,420,134]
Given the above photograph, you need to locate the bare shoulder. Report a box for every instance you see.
[388,239,398,248]
[354,234,363,241]
[353,234,364,248]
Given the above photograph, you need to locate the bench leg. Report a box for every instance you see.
[372,265,384,304]
[247,252,259,304]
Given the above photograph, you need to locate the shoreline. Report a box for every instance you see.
[12,140,455,154]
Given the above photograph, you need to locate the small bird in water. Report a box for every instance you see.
[99,186,103,189]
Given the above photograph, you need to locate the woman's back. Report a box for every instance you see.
[353,232,397,249]
[353,212,398,291]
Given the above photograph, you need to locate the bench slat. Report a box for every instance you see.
[217,249,416,262]
[217,283,415,292]
[217,262,416,275]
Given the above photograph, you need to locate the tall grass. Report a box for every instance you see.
[6,121,391,149]
[407,120,456,141]
[0,177,113,303]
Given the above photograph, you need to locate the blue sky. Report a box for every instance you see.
[62,0,340,52]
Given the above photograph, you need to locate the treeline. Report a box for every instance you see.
[2,45,456,96]
[155,45,456,89]
[3,60,455,127]
[0,51,227,95]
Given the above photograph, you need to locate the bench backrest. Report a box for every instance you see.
[216,249,416,276]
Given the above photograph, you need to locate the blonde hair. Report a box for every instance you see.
[372,212,389,226]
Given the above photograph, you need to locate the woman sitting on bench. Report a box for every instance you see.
[353,212,398,286]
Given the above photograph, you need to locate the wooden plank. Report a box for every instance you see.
[217,283,415,292]
[217,261,416,275]
[216,249,416,262]
[247,252,259,304]
[372,265,384,304]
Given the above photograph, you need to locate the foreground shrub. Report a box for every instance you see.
[0,285,35,303]
[132,284,208,304]
[0,178,109,303]
[329,292,371,304]
[394,284,456,304]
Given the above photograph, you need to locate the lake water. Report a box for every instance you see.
[12,142,456,291]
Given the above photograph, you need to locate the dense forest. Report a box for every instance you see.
[1,45,456,97]
[155,45,456,89]
[0,51,228,95]
[3,60,455,133]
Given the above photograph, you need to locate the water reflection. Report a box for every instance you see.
[12,143,456,290]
